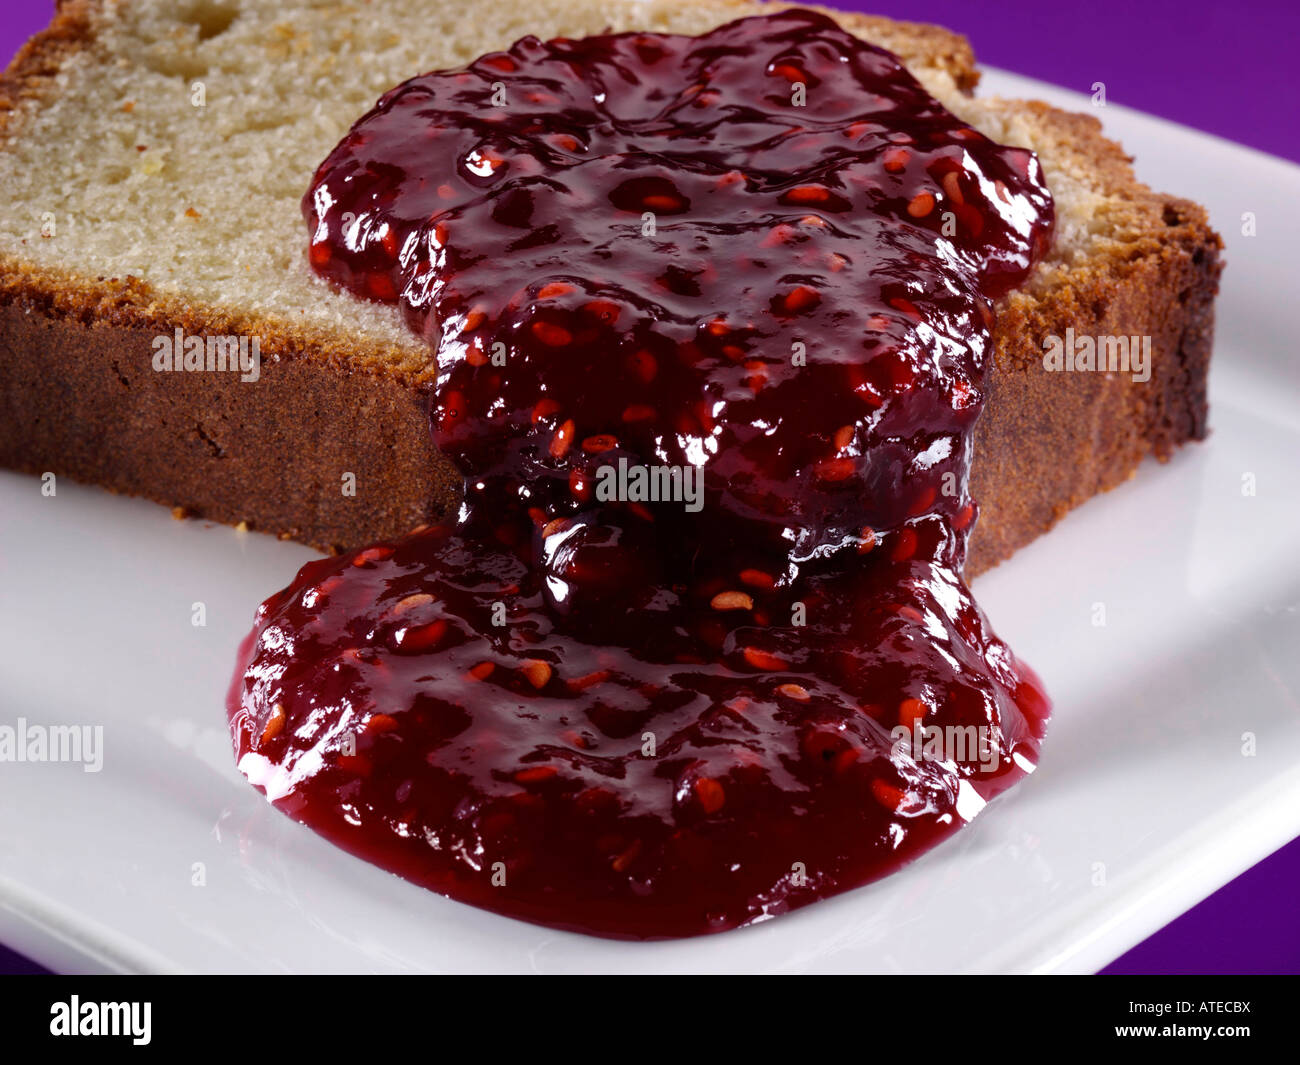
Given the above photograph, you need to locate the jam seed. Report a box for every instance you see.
[770,62,805,83]
[582,434,618,453]
[367,713,399,733]
[783,184,829,204]
[906,191,935,218]
[739,568,776,590]
[743,647,788,671]
[531,397,560,425]
[909,485,937,516]
[898,698,928,729]
[522,659,553,689]
[858,526,877,554]
[694,777,726,814]
[583,299,620,324]
[549,419,576,459]
[642,193,684,211]
[514,765,559,784]
[468,661,495,681]
[537,281,574,299]
[889,297,922,321]
[390,592,436,616]
[531,321,573,347]
[352,545,394,567]
[882,146,910,172]
[781,285,821,313]
[777,683,810,701]
[562,729,591,749]
[891,527,918,562]
[710,590,754,611]
[760,223,795,247]
[941,171,966,206]
[397,618,448,651]
[870,779,906,813]
[569,669,611,692]
[833,424,855,451]
[260,703,287,745]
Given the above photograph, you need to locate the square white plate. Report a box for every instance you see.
[2,69,1298,974]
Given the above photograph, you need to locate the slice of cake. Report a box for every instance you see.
[0,0,1220,576]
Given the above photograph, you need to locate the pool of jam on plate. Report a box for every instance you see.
[230,9,1054,938]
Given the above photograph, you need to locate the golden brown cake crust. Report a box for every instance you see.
[0,1,1222,572]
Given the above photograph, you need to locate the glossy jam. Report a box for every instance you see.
[231,9,1054,939]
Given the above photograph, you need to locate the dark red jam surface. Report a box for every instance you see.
[231,9,1054,939]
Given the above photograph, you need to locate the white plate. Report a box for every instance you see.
[2,70,1298,974]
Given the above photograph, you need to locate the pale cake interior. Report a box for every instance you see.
[0,0,1119,369]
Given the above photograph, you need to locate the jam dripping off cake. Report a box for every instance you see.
[229,10,1055,939]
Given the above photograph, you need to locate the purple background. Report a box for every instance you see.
[1,0,1296,975]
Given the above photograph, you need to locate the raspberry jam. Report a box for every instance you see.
[231,9,1054,939]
